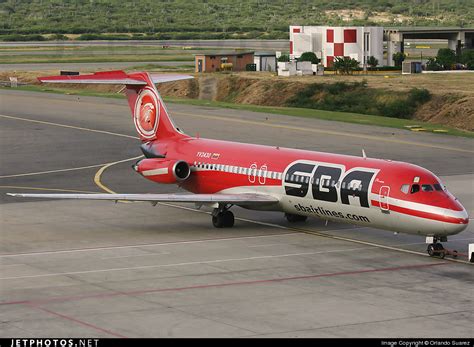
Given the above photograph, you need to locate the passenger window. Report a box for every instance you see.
[411,184,420,194]
[422,184,433,192]
[400,184,410,194]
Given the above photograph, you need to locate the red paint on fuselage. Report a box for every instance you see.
[144,136,466,216]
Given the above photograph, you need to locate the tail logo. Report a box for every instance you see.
[134,87,160,139]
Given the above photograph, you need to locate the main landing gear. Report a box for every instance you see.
[212,204,234,228]
[426,236,458,259]
[285,213,308,223]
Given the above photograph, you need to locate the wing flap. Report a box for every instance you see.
[7,193,278,206]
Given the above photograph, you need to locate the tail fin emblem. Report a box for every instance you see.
[134,87,160,139]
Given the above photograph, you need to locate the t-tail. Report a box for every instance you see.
[38,70,193,142]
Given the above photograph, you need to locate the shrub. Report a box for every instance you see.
[0,34,46,41]
[378,100,414,119]
[392,52,406,67]
[333,57,360,74]
[367,56,378,68]
[426,57,443,71]
[460,49,474,70]
[286,82,429,120]
[299,52,320,64]
[436,48,456,69]
[408,88,431,104]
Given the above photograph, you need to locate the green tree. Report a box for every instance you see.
[460,49,474,70]
[426,57,442,71]
[299,51,320,64]
[333,56,360,75]
[392,52,406,67]
[436,48,456,69]
[277,54,290,62]
[367,56,378,68]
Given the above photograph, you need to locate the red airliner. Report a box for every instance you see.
[8,70,469,258]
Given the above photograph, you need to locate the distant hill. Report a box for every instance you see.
[1,0,473,39]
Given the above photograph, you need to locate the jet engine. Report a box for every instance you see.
[133,158,191,184]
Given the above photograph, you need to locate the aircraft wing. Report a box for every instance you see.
[6,193,278,206]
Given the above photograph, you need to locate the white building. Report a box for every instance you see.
[254,52,277,72]
[289,26,384,68]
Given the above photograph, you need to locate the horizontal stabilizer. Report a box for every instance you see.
[38,70,193,85]
[151,74,194,84]
[7,193,278,206]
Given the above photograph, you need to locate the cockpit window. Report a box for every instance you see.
[422,184,434,192]
[433,184,443,191]
[400,184,410,194]
[410,184,420,194]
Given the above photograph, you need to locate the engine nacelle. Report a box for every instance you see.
[133,158,191,184]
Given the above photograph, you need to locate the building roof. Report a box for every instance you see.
[384,27,474,33]
[194,51,254,57]
[254,51,276,56]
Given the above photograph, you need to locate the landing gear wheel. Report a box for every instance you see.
[427,244,436,257]
[427,243,445,258]
[221,210,234,228]
[285,213,308,223]
[212,210,234,228]
[212,215,224,228]
[435,243,445,259]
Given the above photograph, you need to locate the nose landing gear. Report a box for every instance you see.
[426,236,458,259]
[427,242,446,259]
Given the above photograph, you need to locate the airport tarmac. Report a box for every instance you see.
[0,89,473,338]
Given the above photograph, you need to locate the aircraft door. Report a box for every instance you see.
[248,163,257,184]
[379,186,390,213]
[259,164,268,185]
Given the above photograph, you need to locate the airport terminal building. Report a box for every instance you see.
[289,25,384,67]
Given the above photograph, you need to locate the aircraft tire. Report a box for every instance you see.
[212,211,234,228]
[435,243,445,259]
[427,244,435,257]
[222,211,235,228]
[285,213,308,223]
[212,215,224,228]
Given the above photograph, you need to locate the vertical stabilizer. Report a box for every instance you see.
[38,70,193,142]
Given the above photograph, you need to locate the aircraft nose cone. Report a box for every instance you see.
[444,205,469,235]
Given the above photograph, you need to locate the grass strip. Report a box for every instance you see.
[2,85,472,138]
